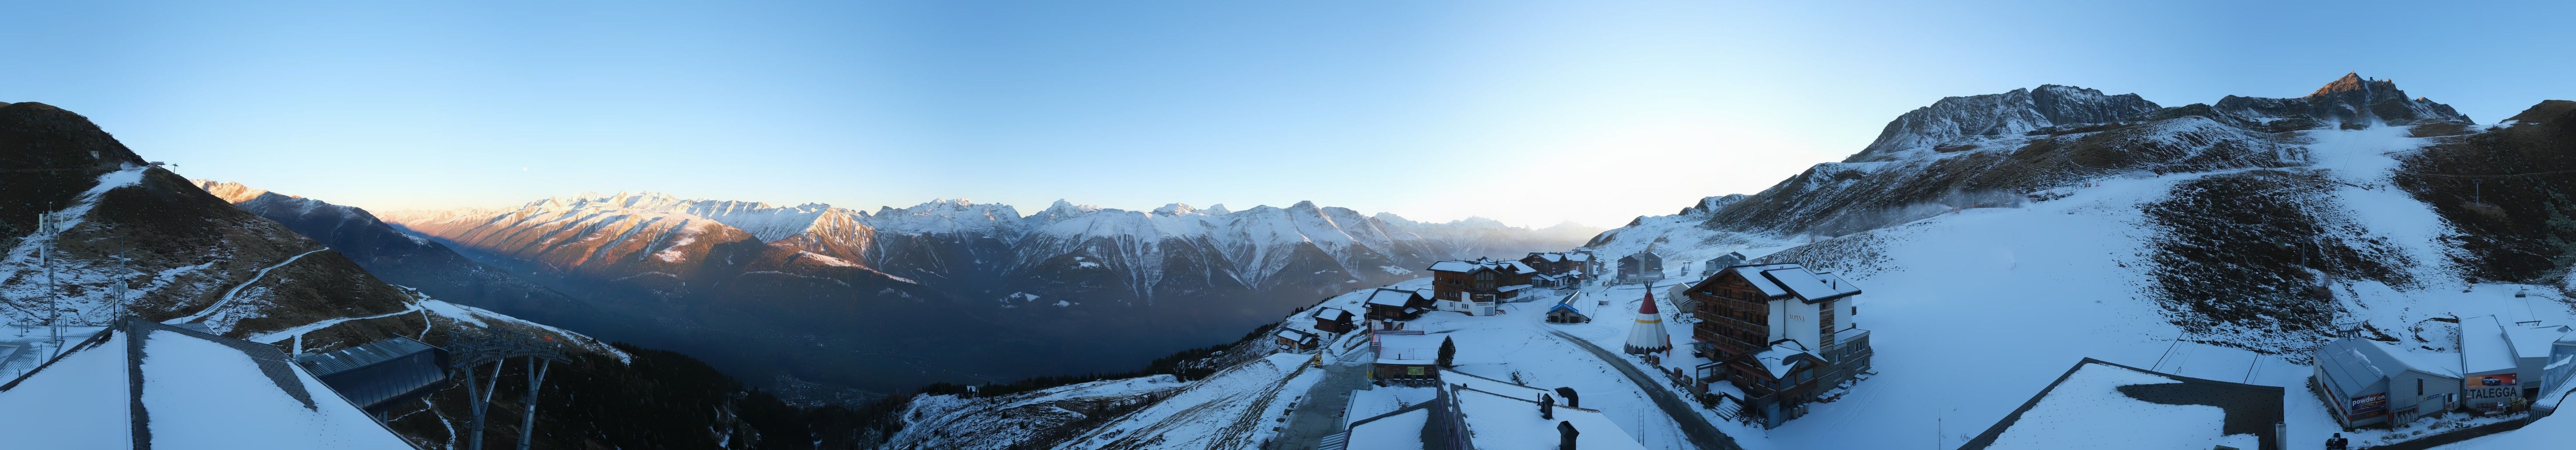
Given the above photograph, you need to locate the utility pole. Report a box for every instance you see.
[37,209,58,326]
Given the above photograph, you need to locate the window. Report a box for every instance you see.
[2416,379,2423,396]
[1474,272,1495,289]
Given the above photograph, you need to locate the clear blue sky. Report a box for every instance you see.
[5,1,2570,228]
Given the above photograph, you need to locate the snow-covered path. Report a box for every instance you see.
[1549,328,1745,450]
[167,247,327,325]
[246,298,423,345]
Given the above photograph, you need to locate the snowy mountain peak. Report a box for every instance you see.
[1151,203,1199,217]
[1202,204,1232,215]
[191,179,275,203]
[867,199,1027,236]
[1042,199,1102,216]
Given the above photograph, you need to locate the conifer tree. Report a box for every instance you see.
[1437,336,1457,367]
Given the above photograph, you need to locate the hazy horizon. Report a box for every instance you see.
[7,1,2572,228]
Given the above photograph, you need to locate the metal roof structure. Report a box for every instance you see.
[296,336,447,412]
[299,336,436,377]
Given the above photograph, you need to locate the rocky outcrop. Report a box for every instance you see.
[1845,84,2162,162]
[2209,73,2471,132]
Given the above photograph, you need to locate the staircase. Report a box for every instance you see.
[1315,432,1349,450]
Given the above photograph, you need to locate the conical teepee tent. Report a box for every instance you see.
[1623,286,1672,355]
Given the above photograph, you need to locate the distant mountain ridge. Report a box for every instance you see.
[373,191,1599,393]
[381,193,1598,304]
[192,180,597,331]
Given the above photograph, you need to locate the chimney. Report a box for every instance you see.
[1557,421,1579,450]
[1555,387,1579,408]
[1539,394,1554,420]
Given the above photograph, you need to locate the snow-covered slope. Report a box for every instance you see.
[0,102,416,336]
[1568,74,2574,449]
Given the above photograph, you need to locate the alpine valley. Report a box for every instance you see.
[362,192,1599,398]
[4,72,2572,450]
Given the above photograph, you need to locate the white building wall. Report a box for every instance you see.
[1785,301,1820,348]
[1767,298,1790,343]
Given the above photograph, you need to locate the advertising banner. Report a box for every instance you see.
[2346,392,2388,419]
[2468,374,2518,399]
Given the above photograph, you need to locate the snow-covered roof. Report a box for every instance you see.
[2316,338,2461,391]
[1766,267,1861,302]
[1376,334,1442,365]
[1428,258,1539,275]
[1313,307,1354,322]
[2461,315,2519,374]
[1452,388,1647,450]
[1724,264,1795,298]
[2505,323,2572,360]
[1564,253,1591,262]
[1343,408,1429,450]
[1275,328,1318,342]
[1429,261,1483,273]
[1833,327,1871,345]
[1441,370,1552,399]
[0,319,414,450]
[1754,341,1818,379]
[1961,359,2280,450]
[1709,263,1862,303]
[1529,253,1566,263]
[1365,288,1421,307]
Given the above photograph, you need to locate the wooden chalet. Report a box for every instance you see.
[1362,288,1434,321]
[1428,258,1538,316]
[1274,327,1323,352]
[1680,262,1872,428]
[1616,246,1665,282]
[1311,306,1358,334]
[1702,251,1748,274]
[1519,251,1593,288]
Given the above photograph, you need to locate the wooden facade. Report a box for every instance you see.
[1274,328,1322,352]
[1430,260,1536,304]
[1312,307,1358,334]
[1685,269,1774,361]
[1681,263,1871,428]
[1363,288,1434,321]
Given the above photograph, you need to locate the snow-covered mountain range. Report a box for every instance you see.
[886,73,2573,450]
[383,195,1594,305]
[370,192,1598,395]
